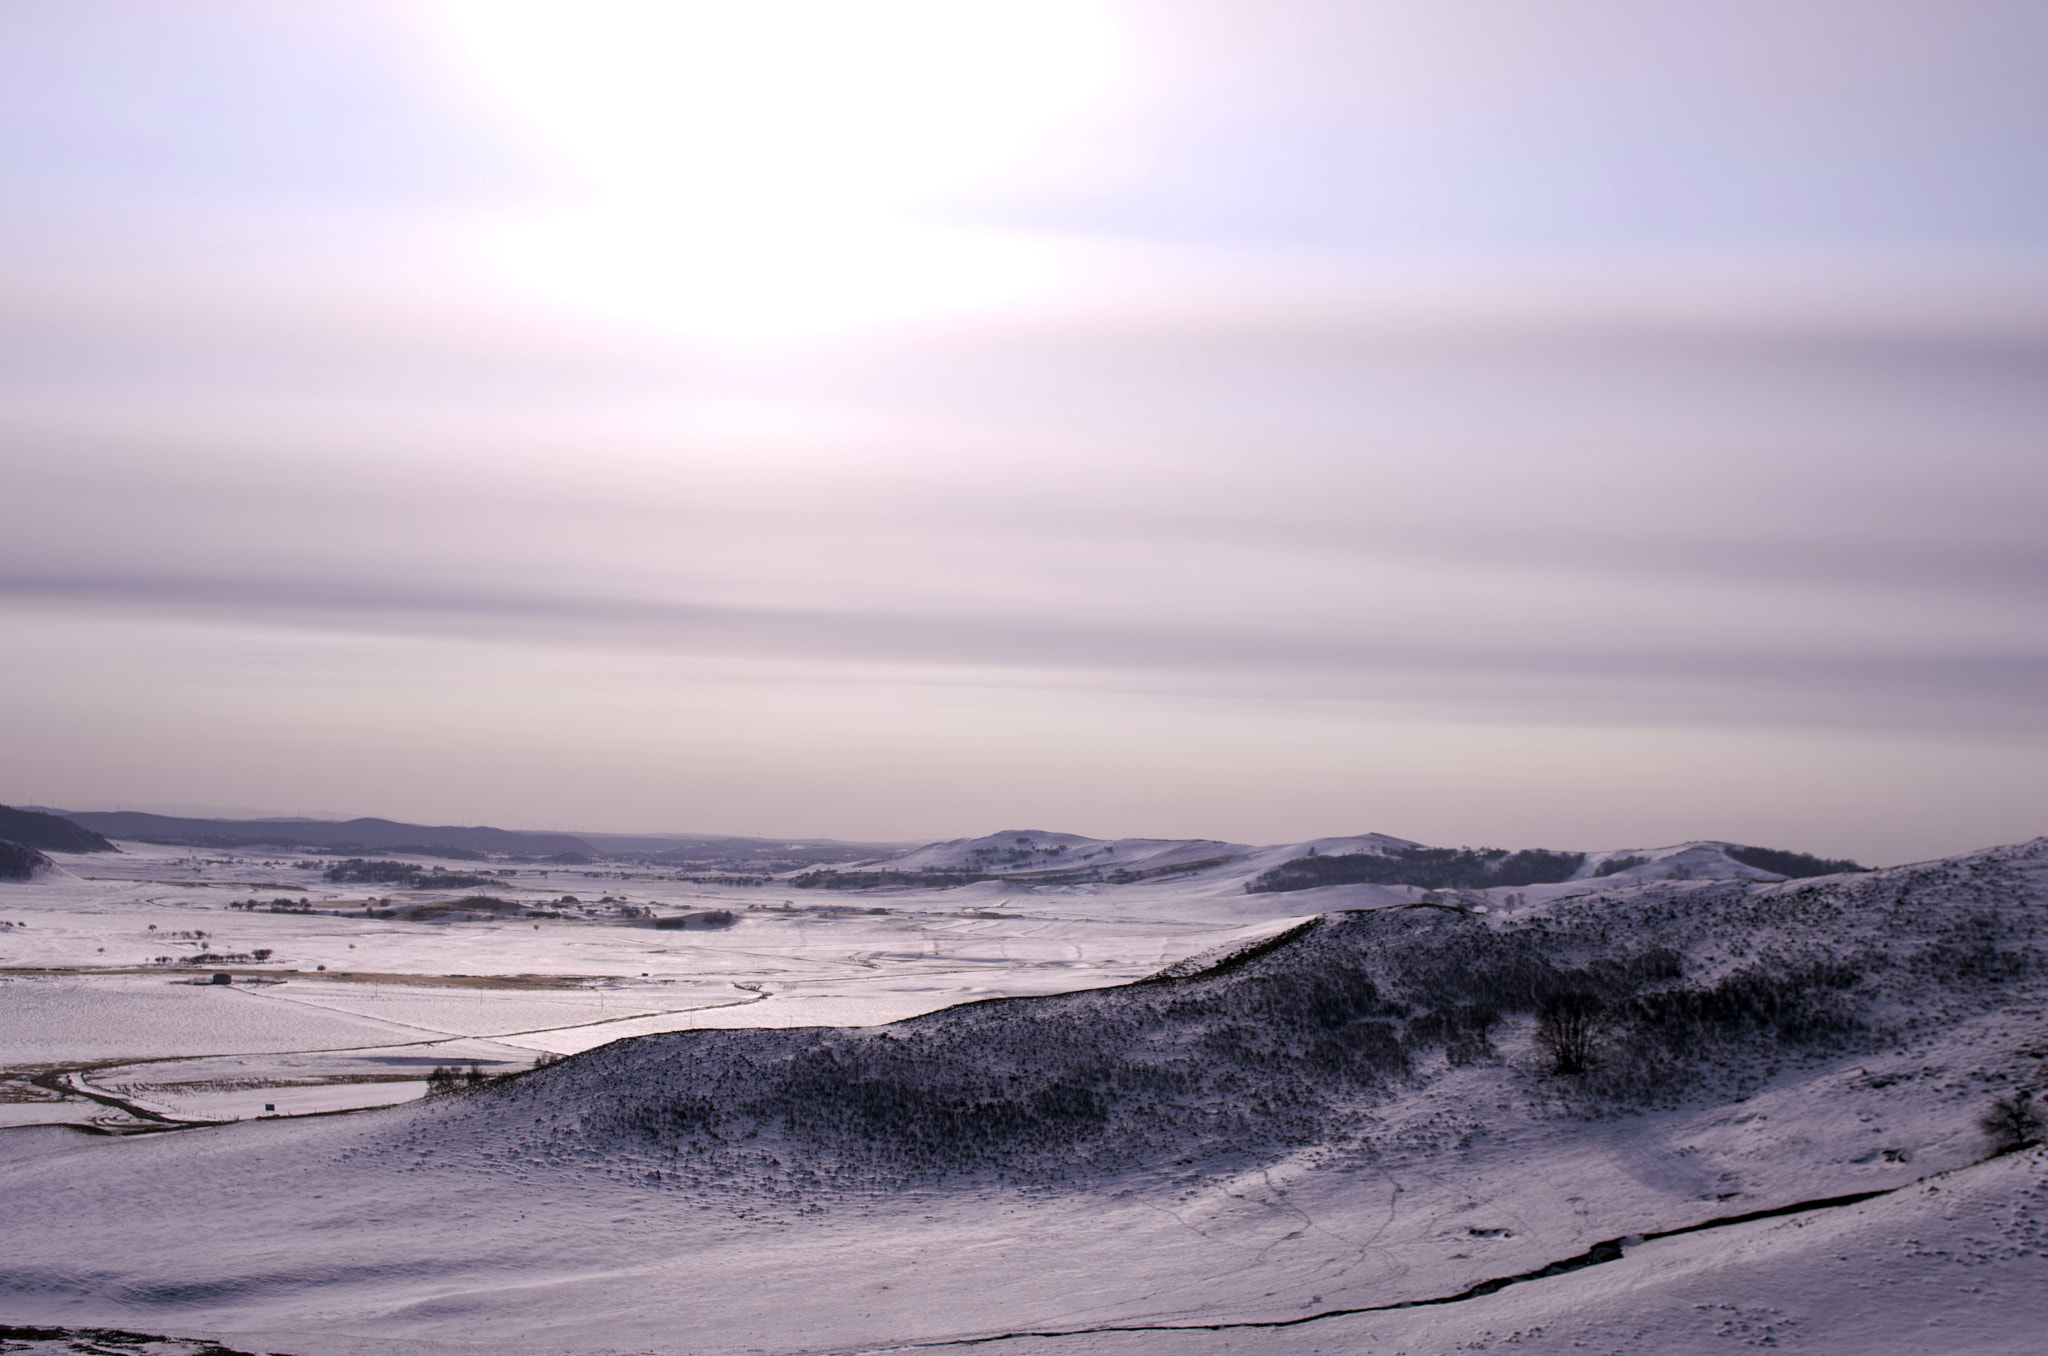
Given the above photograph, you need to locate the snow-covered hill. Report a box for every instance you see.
[834,828,1268,879]
[2,838,2043,1356]
[807,830,1860,903]
[434,836,2047,1183]
[1569,840,1828,884]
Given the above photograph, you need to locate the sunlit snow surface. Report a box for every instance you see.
[1,838,2045,1355]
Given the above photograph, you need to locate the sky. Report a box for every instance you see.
[3,0,2044,865]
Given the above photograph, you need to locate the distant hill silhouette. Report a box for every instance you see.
[50,811,592,857]
[0,805,116,853]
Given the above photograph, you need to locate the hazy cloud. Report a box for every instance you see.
[3,1,2043,858]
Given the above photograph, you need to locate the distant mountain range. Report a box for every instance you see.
[23,809,907,871]
[16,810,1865,891]
[41,810,594,858]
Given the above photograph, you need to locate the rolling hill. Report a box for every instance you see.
[0,805,115,854]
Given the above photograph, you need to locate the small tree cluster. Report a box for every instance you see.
[1445,1007,1500,1067]
[425,1063,492,1094]
[1535,992,1605,1075]
[1980,1090,2045,1154]
[1246,846,1586,895]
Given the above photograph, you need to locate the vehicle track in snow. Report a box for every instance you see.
[849,1174,1963,1352]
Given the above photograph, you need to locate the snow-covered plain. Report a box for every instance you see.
[2,832,2044,1355]
[0,839,1310,1126]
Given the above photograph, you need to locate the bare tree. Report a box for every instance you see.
[1980,1090,2044,1154]
[1446,1006,1501,1066]
[1535,992,1604,1075]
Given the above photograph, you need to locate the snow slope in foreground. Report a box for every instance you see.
[1,839,2044,1356]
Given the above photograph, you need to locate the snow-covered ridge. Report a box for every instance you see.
[839,829,1267,878]
[814,828,1853,891]
[1571,840,1810,883]
[460,836,2046,1184]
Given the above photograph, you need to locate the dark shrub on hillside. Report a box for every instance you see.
[1406,1003,1501,1066]
[1593,855,1649,877]
[1535,992,1605,1074]
[1578,957,1875,1103]
[325,858,425,884]
[1724,845,1864,878]
[373,895,529,922]
[0,840,55,881]
[541,909,1702,1180]
[577,913,1451,1176]
[653,910,736,930]
[1246,847,1585,894]
[1980,1091,2045,1153]
[1613,960,1864,1050]
[325,858,504,888]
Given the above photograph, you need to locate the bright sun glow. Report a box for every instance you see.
[432,1,1119,341]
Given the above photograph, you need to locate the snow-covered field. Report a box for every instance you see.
[2,833,2044,1355]
[0,839,1308,1127]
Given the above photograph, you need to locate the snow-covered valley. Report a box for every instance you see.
[2,826,2044,1355]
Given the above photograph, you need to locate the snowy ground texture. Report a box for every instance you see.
[2,835,2045,1354]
